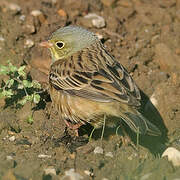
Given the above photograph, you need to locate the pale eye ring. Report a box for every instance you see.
[56,41,65,49]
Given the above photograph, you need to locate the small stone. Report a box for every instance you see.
[94,146,103,154]
[52,0,57,4]
[19,15,26,21]
[95,33,103,40]
[44,167,56,175]
[38,154,51,158]
[25,24,36,34]
[23,15,36,34]
[8,3,21,13]
[24,39,34,48]
[84,13,105,28]
[162,147,180,166]
[149,93,158,107]
[31,10,47,24]
[62,169,83,180]
[31,10,42,17]
[105,152,113,158]
[57,9,67,17]
[9,136,15,142]
[6,156,13,160]
[84,170,94,177]
[0,36,5,42]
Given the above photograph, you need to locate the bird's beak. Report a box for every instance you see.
[39,41,53,48]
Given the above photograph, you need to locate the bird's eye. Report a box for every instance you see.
[56,41,65,49]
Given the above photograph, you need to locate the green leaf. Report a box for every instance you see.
[32,80,41,89]
[17,84,24,89]
[33,94,40,104]
[24,95,33,102]
[27,115,33,124]
[18,66,26,77]
[7,79,14,88]
[2,89,13,98]
[0,89,5,98]
[8,63,17,72]
[0,65,9,75]
[22,80,33,88]
[18,98,27,105]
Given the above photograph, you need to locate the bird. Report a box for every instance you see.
[40,25,161,138]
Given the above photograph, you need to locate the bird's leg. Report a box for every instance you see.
[89,114,106,142]
[101,114,106,141]
[64,119,82,136]
[89,127,96,141]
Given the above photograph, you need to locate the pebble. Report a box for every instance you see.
[95,33,103,40]
[0,36,5,42]
[105,152,113,158]
[24,39,34,48]
[8,3,21,13]
[31,10,42,17]
[31,10,47,24]
[25,24,36,34]
[162,147,180,166]
[57,9,67,17]
[19,15,26,21]
[84,170,94,177]
[62,169,83,180]
[94,146,103,154]
[44,167,56,175]
[6,156,13,160]
[9,136,15,142]
[84,13,105,28]
[52,0,57,4]
[38,154,51,158]
[149,93,158,107]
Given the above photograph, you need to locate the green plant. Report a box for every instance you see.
[0,61,44,123]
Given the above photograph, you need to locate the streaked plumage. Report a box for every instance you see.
[41,26,161,136]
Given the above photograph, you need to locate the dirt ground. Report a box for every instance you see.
[0,0,180,179]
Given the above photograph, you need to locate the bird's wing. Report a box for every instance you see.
[49,55,141,107]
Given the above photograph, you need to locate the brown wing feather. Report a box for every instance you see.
[49,45,141,107]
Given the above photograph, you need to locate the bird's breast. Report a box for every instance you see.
[49,86,120,125]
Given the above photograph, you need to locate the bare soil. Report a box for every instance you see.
[0,0,180,179]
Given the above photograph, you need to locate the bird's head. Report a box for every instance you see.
[40,26,98,62]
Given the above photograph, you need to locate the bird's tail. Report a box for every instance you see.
[119,109,161,136]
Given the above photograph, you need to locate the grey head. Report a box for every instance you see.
[46,25,98,61]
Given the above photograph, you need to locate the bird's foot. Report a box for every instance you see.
[64,119,83,136]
